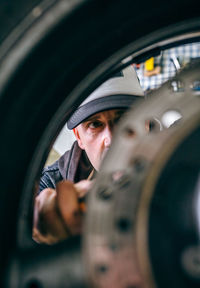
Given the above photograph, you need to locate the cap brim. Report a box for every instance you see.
[67,94,142,129]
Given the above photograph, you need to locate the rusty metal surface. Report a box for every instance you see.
[84,61,200,288]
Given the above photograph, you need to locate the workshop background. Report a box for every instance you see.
[46,41,200,166]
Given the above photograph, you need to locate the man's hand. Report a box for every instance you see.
[32,180,92,245]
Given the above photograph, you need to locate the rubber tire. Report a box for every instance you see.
[0,0,200,287]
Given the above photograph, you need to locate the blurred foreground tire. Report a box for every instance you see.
[0,0,200,287]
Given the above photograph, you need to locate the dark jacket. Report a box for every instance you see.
[39,141,93,193]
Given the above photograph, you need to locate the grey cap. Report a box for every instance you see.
[67,65,144,129]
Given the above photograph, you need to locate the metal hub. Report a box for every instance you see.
[84,61,200,288]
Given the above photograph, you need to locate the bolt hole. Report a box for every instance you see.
[116,218,132,233]
[109,243,118,251]
[161,110,182,128]
[95,264,109,274]
[149,120,156,131]
[124,127,136,138]
[112,172,131,189]
[145,118,161,132]
[97,186,112,200]
[133,158,146,173]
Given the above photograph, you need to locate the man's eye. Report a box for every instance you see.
[88,121,103,129]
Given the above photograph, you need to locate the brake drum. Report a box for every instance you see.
[84,61,200,288]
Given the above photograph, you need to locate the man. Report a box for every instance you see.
[33,66,144,244]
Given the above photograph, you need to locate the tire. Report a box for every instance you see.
[0,0,200,287]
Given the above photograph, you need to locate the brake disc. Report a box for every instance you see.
[84,61,200,288]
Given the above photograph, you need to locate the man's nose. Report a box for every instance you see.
[103,125,112,147]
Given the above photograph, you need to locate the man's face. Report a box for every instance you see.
[74,109,125,170]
